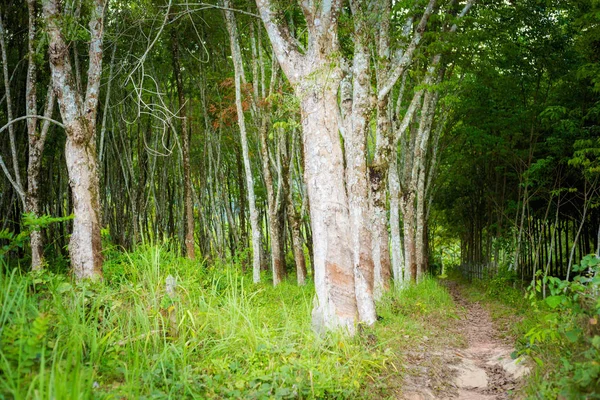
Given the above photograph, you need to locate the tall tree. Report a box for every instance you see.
[256,0,359,333]
[43,0,107,279]
[170,22,195,260]
[223,0,262,282]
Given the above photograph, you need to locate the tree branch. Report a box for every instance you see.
[85,0,107,129]
[378,0,437,101]
[0,115,66,134]
[255,0,305,83]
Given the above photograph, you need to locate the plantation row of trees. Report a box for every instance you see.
[435,0,600,283]
[1,0,599,333]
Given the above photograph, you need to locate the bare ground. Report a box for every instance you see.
[397,280,529,400]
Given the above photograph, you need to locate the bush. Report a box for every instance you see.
[519,254,600,398]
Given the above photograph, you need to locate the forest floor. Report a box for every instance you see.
[393,280,530,400]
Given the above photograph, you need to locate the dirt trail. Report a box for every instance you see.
[401,281,529,400]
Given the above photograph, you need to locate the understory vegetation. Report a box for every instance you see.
[0,245,457,399]
[460,256,600,399]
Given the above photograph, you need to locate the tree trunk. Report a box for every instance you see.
[301,79,357,333]
[389,155,404,283]
[25,0,55,270]
[170,27,195,259]
[343,0,377,323]
[257,0,359,333]
[283,131,307,285]
[43,0,106,279]
[259,119,285,285]
[224,1,262,282]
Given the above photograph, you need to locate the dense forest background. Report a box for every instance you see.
[1,0,600,398]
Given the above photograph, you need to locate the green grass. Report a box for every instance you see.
[1,247,461,399]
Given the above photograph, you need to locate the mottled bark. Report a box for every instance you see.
[257,0,359,334]
[413,90,438,280]
[389,155,405,283]
[259,119,285,285]
[343,0,376,323]
[301,78,357,334]
[26,0,56,270]
[282,130,307,285]
[43,0,106,279]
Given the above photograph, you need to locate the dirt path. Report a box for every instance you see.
[401,281,529,400]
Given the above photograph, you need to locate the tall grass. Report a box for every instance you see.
[1,246,387,399]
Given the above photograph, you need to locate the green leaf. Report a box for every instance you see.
[564,329,582,343]
[545,295,563,309]
[56,282,73,294]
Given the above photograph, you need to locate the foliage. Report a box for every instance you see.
[0,213,73,262]
[516,254,600,398]
[0,245,389,399]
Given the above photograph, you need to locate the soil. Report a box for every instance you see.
[399,281,529,400]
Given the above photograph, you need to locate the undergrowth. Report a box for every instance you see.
[0,246,459,399]
[1,245,382,399]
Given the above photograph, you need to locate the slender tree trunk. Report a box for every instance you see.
[0,11,24,208]
[170,27,195,259]
[224,1,262,282]
[414,90,438,280]
[389,155,404,283]
[43,0,106,279]
[25,0,56,270]
[283,129,307,285]
[259,119,285,285]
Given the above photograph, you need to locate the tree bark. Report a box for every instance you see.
[24,0,55,270]
[43,0,106,279]
[259,119,285,285]
[389,154,405,283]
[257,0,358,333]
[224,0,262,282]
[283,128,307,285]
[342,0,377,323]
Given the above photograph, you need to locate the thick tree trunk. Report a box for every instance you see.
[343,0,377,323]
[44,0,106,279]
[300,79,357,334]
[257,0,359,333]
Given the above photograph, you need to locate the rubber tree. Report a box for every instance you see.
[256,0,360,333]
[43,0,107,279]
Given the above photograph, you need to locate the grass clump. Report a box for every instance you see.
[0,245,384,399]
